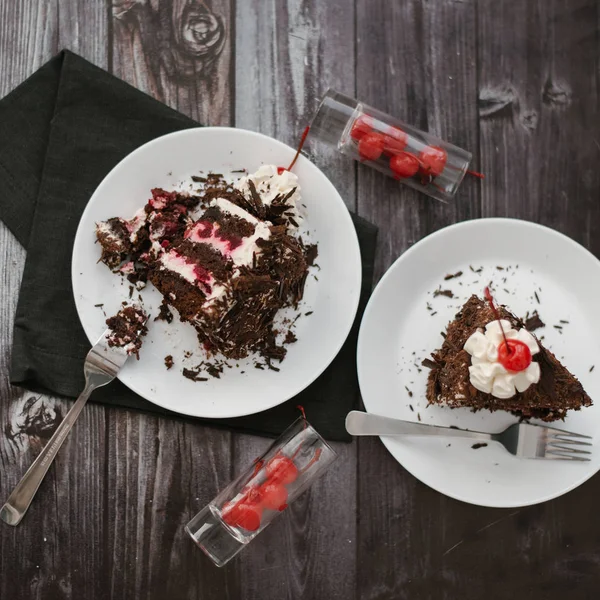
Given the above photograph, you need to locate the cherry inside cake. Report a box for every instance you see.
[425,295,592,421]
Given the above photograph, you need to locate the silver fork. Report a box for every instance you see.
[346,411,593,461]
[0,331,130,526]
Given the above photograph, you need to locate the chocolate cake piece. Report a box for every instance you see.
[425,295,592,421]
[105,305,149,359]
[96,166,314,368]
[95,218,132,268]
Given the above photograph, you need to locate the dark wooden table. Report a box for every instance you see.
[1,1,599,598]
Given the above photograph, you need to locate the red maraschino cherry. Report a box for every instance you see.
[483,287,532,372]
[358,132,386,161]
[350,115,373,141]
[390,152,420,179]
[222,501,263,531]
[418,145,447,177]
[498,339,532,372]
[260,481,289,511]
[266,454,298,485]
[383,126,408,156]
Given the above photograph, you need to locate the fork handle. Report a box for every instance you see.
[346,411,494,441]
[0,383,94,526]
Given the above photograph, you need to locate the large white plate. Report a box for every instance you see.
[357,218,600,508]
[72,128,361,418]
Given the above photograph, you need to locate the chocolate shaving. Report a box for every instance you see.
[444,271,463,280]
[524,311,545,332]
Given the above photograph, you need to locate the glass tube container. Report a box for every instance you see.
[185,417,337,567]
[308,89,473,202]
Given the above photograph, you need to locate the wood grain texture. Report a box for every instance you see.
[356,1,600,600]
[1,0,600,598]
[0,2,111,599]
[233,2,358,598]
[112,0,232,125]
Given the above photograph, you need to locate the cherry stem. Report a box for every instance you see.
[483,286,512,354]
[296,404,307,429]
[286,126,310,171]
[466,169,485,179]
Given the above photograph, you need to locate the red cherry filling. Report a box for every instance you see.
[497,339,532,372]
[260,481,288,511]
[418,146,447,177]
[358,132,386,161]
[222,501,263,531]
[390,152,420,179]
[266,455,298,485]
[350,115,373,141]
[383,126,408,156]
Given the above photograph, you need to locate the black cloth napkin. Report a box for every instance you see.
[0,50,377,442]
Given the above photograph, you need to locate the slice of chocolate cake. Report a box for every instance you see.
[105,305,149,359]
[95,166,314,366]
[425,295,592,421]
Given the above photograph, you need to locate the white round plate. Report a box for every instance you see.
[72,128,361,418]
[358,218,600,508]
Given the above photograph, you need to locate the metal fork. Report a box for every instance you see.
[346,411,593,461]
[0,331,130,526]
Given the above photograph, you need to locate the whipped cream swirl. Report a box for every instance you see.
[464,320,541,399]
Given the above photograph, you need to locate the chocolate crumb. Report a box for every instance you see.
[534,291,540,304]
[433,288,454,298]
[417,413,421,422]
[469,265,483,273]
[164,355,174,370]
[496,266,504,271]
[284,330,297,344]
[553,325,563,330]
[128,285,134,298]
[444,271,463,280]
[182,368,208,382]
[430,311,438,316]
[409,404,414,412]
[422,358,438,370]
[590,365,595,373]
[471,443,488,449]
[559,319,569,324]
[305,311,314,316]
[405,386,413,398]
[525,311,545,331]
[154,300,174,324]
[94,303,104,308]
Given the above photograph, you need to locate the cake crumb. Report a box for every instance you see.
[182,367,208,382]
[524,311,545,332]
[164,355,174,370]
[433,288,454,298]
[444,271,463,280]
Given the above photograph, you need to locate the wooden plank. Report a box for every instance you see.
[105,2,237,599]
[356,0,600,599]
[233,1,357,598]
[478,0,600,252]
[103,414,239,598]
[111,0,232,125]
[0,2,111,599]
[355,1,481,599]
